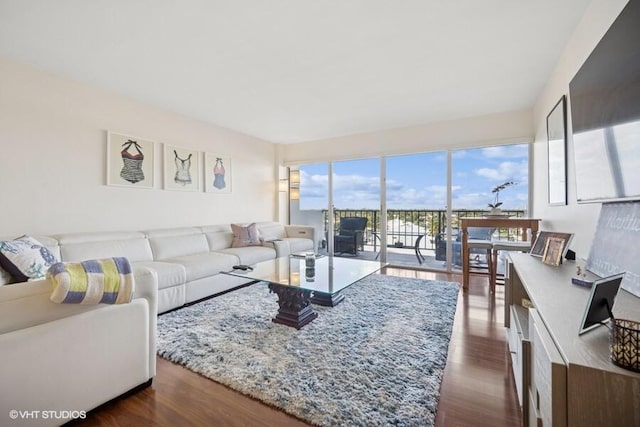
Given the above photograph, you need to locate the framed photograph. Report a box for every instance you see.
[578,273,624,335]
[547,95,568,206]
[530,231,574,258]
[542,236,565,266]
[164,144,200,191]
[204,153,231,193]
[106,132,155,189]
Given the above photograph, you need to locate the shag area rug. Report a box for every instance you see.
[157,274,459,426]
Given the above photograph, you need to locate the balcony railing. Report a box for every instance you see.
[323,208,526,255]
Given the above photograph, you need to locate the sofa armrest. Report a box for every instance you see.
[262,239,291,257]
[0,268,158,378]
[0,269,157,326]
[132,266,158,377]
[284,225,316,248]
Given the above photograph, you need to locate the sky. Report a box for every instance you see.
[298,144,529,211]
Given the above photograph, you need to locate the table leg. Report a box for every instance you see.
[414,234,426,264]
[268,283,318,329]
[311,291,345,307]
[492,248,498,294]
[462,230,470,292]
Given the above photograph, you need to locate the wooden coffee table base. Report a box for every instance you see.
[268,283,318,329]
[310,291,345,307]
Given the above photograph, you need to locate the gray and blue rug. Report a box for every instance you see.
[157,274,460,426]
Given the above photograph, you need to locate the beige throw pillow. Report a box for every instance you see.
[231,223,262,248]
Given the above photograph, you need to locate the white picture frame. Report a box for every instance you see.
[204,153,232,193]
[164,144,200,191]
[106,131,155,189]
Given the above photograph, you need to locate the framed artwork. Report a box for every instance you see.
[530,231,574,258]
[164,144,200,191]
[106,131,155,189]
[542,236,565,266]
[205,153,231,193]
[546,95,568,206]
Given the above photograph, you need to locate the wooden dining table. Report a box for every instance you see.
[460,217,540,292]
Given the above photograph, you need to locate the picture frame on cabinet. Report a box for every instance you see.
[542,236,565,266]
[578,273,624,335]
[530,231,574,258]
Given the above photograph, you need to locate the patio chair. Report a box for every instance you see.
[334,217,368,255]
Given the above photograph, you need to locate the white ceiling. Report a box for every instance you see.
[0,0,592,143]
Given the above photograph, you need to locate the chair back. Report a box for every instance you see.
[466,227,495,241]
[338,217,368,236]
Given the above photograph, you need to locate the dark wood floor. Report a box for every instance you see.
[74,269,522,426]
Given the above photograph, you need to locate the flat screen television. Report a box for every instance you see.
[569,0,640,203]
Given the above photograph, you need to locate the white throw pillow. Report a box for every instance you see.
[0,235,59,283]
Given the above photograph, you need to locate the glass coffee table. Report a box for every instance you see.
[222,256,386,329]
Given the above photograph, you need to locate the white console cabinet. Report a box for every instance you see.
[505,253,640,427]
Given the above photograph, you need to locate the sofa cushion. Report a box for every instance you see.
[145,228,209,260]
[217,246,277,265]
[133,261,186,290]
[163,252,239,282]
[0,235,59,282]
[255,222,287,240]
[200,224,234,251]
[55,231,153,263]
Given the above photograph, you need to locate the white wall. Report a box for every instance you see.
[531,0,629,258]
[0,59,277,236]
[281,109,533,164]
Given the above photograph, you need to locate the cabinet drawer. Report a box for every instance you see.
[529,309,567,427]
[528,386,542,427]
[508,305,530,407]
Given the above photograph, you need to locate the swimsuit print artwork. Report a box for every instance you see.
[205,153,231,193]
[174,150,192,186]
[107,132,154,189]
[213,157,226,189]
[120,139,145,184]
[164,145,199,191]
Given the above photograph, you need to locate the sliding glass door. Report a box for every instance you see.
[331,159,380,258]
[384,152,447,269]
[287,142,529,271]
[451,144,529,272]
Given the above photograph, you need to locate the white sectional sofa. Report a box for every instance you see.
[1,221,315,313]
[48,222,315,313]
[0,221,314,426]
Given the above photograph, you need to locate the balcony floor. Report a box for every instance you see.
[330,245,446,270]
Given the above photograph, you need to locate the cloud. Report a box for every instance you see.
[481,145,529,158]
[386,184,449,209]
[299,170,328,199]
[475,160,528,183]
[296,148,530,210]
